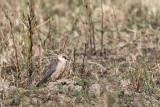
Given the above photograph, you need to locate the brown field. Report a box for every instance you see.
[0,0,160,106]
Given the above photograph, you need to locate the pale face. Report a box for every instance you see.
[58,53,68,64]
[58,57,67,62]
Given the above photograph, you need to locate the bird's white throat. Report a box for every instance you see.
[58,57,67,65]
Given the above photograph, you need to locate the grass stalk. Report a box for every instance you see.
[82,44,87,73]
[4,10,20,80]
[84,0,96,52]
[73,47,76,72]
[27,0,35,77]
[111,2,120,39]
[100,0,104,55]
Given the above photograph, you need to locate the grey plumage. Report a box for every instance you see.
[36,60,58,87]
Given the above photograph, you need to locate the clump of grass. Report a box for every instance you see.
[22,0,36,78]
[27,0,35,77]
[3,10,20,85]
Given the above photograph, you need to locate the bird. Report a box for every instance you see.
[36,53,68,87]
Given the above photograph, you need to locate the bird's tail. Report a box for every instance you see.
[36,74,50,87]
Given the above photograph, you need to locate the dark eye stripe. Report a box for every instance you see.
[63,56,67,59]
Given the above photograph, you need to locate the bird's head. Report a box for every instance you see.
[58,53,68,63]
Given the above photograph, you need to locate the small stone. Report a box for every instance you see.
[47,82,57,90]
[89,83,101,96]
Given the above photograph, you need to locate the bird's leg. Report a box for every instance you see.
[60,66,68,79]
[63,69,68,78]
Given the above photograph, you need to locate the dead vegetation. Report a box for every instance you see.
[0,0,160,106]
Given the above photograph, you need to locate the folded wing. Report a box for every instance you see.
[36,60,58,87]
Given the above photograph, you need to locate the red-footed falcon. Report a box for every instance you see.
[36,53,68,87]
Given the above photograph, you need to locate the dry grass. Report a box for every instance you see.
[0,0,160,106]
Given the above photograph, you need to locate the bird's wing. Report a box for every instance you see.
[45,59,58,76]
[36,59,58,87]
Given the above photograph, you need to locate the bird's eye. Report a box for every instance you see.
[63,56,67,59]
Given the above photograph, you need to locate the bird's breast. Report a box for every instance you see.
[51,61,66,80]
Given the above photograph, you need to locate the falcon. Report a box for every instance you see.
[36,53,68,87]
